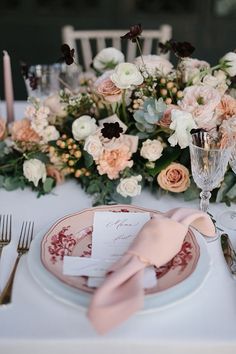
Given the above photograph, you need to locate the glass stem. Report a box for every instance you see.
[200,190,211,212]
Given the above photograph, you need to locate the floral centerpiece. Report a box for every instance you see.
[1,24,236,205]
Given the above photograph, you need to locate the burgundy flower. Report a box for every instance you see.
[121,24,142,43]
[20,61,38,90]
[171,41,195,58]
[29,74,38,90]
[59,44,75,65]
[159,40,173,54]
[101,122,123,139]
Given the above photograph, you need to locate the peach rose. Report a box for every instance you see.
[215,95,236,121]
[97,78,122,103]
[11,119,40,142]
[0,118,6,140]
[46,165,64,184]
[157,163,190,193]
[97,146,133,179]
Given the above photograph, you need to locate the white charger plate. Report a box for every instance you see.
[27,205,211,313]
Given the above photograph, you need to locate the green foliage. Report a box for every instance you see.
[43,177,55,193]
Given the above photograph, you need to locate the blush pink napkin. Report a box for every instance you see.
[87,207,215,334]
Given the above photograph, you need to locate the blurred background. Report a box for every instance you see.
[0,0,236,100]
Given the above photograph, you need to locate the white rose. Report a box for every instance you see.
[134,55,173,76]
[168,110,197,149]
[44,94,67,118]
[93,47,125,72]
[42,125,60,143]
[23,159,46,187]
[110,63,144,89]
[72,115,97,141]
[84,134,104,160]
[140,139,163,161]
[116,175,142,198]
[221,52,236,77]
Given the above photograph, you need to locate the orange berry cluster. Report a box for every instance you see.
[55,134,90,178]
[157,78,183,104]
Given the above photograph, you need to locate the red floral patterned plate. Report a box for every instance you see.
[27,205,211,312]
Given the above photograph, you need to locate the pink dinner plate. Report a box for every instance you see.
[27,205,211,312]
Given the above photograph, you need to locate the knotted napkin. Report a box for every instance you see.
[87,207,215,334]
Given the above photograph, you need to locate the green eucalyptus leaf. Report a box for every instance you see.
[83,151,94,168]
[86,183,100,194]
[111,190,132,204]
[184,181,200,201]
[0,175,4,187]
[216,170,236,202]
[43,177,54,193]
[3,176,21,191]
[29,152,49,164]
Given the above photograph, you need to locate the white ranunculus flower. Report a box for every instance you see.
[84,134,104,160]
[221,52,236,77]
[140,139,163,161]
[134,55,173,76]
[93,47,125,72]
[23,159,46,187]
[110,63,144,89]
[42,125,60,143]
[116,175,142,198]
[72,115,97,141]
[168,110,197,149]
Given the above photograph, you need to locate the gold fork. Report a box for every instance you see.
[0,221,34,305]
[0,215,12,260]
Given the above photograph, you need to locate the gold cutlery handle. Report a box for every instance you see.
[0,254,21,305]
[0,246,3,259]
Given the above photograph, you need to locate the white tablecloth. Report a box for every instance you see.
[0,102,236,354]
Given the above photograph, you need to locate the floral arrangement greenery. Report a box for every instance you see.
[1,24,236,206]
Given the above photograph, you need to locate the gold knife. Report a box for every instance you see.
[220,233,236,276]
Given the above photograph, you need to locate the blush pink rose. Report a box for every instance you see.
[97,146,133,179]
[157,163,190,193]
[178,86,221,129]
[97,78,122,103]
[0,118,6,140]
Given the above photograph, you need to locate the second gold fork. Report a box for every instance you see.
[0,221,34,305]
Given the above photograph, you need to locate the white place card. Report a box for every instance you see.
[91,211,151,260]
[87,267,157,289]
[63,256,113,276]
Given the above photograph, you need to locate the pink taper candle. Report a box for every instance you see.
[3,50,15,124]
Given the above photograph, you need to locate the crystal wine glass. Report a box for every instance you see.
[23,63,81,99]
[189,131,232,213]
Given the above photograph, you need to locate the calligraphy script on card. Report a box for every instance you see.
[92,212,150,260]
